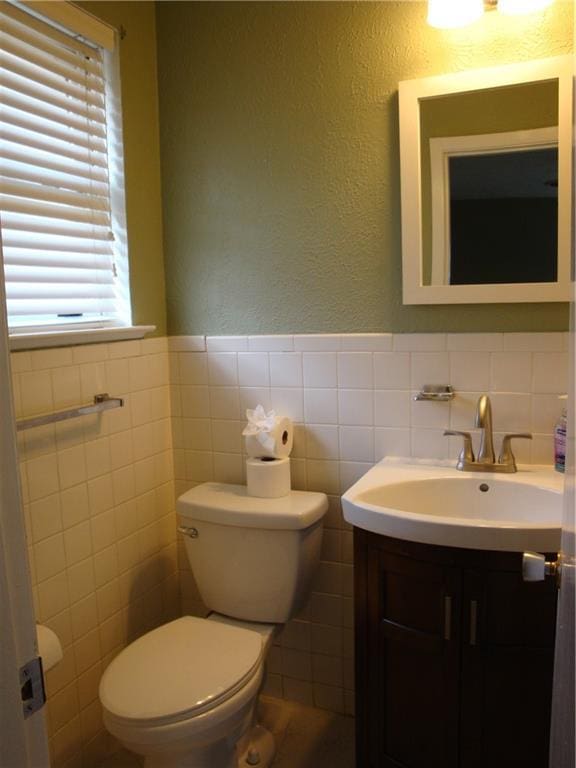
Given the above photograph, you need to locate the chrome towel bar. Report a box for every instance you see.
[16,393,124,432]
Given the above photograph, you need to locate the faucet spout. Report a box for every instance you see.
[475,394,495,464]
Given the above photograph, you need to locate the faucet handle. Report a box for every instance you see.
[444,430,475,466]
[499,433,533,469]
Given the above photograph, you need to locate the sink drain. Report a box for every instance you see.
[478,483,490,493]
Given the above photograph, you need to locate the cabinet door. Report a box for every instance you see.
[367,547,462,768]
[460,568,557,768]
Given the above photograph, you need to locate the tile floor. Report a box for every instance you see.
[99,696,355,768]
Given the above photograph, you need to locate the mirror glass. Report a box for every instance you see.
[399,57,572,305]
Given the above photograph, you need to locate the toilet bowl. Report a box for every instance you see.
[100,615,274,768]
[99,483,328,767]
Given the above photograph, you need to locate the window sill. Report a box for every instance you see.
[9,325,156,351]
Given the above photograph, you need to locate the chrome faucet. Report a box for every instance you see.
[475,394,495,465]
[444,394,532,473]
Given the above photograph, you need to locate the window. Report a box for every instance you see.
[0,0,132,338]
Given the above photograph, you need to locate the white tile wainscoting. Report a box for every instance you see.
[9,332,569,765]
[11,338,178,768]
[169,332,569,716]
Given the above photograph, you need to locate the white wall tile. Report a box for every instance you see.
[339,426,374,462]
[489,393,532,432]
[168,336,206,352]
[503,333,564,352]
[20,370,53,416]
[72,344,109,364]
[294,335,341,351]
[374,428,411,461]
[207,353,238,386]
[211,420,243,453]
[270,353,303,387]
[374,390,410,428]
[532,353,568,394]
[394,334,446,352]
[339,334,392,352]
[270,388,304,423]
[181,386,210,419]
[306,425,340,460]
[339,461,372,494]
[446,333,503,351]
[248,335,294,352]
[213,453,244,484]
[206,336,248,352]
[411,428,450,459]
[304,389,338,424]
[411,352,450,390]
[27,454,59,501]
[374,353,410,390]
[183,419,212,451]
[531,394,563,434]
[531,434,555,465]
[306,460,340,494]
[338,390,373,426]
[337,353,373,389]
[450,352,490,392]
[491,352,532,392]
[179,353,208,385]
[410,397,450,429]
[30,493,63,542]
[449,392,482,431]
[303,353,338,388]
[237,353,270,387]
[239,387,272,414]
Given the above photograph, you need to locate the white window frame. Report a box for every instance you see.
[0,1,154,349]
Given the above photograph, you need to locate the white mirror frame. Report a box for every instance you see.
[399,56,573,305]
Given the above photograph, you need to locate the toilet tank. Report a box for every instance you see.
[177,483,328,623]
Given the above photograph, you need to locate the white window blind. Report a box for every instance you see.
[0,1,129,331]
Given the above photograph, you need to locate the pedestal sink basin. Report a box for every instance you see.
[341,458,564,551]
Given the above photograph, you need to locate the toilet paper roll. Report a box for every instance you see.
[244,416,293,459]
[246,457,291,498]
[36,624,63,672]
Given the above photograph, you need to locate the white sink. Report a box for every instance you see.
[341,459,564,552]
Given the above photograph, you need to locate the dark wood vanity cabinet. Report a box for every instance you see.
[354,529,558,768]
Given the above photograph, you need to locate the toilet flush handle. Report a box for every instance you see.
[178,525,199,538]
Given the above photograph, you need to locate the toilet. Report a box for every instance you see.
[99,482,328,768]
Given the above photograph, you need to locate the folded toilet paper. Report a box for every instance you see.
[243,406,293,459]
[246,457,291,498]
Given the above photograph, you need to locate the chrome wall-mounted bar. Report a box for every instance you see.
[413,385,454,402]
[16,393,124,432]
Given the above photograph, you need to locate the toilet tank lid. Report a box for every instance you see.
[177,483,328,530]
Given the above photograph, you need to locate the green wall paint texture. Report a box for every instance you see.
[156,1,572,335]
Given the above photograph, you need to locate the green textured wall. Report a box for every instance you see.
[81,2,167,335]
[156,1,572,335]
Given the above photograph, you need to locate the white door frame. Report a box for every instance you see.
[0,241,49,766]
[548,10,576,760]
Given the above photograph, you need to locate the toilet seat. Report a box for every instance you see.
[99,616,264,727]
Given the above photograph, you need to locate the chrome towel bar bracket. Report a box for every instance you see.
[16,393,124,432]
[413,385,454,402]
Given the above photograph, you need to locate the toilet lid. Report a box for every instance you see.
[99,617,263,725]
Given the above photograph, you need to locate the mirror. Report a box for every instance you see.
[399,56,572,304]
